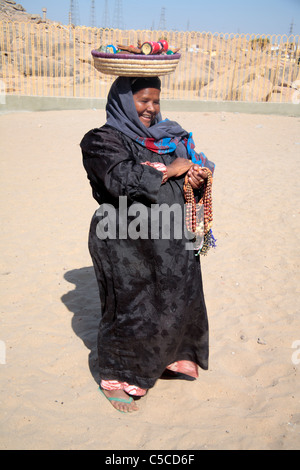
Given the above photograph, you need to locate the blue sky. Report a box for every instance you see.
[20,0,300,35]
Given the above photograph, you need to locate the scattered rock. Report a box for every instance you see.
[269,85,297,102]
[235,77,273,102]
[257,337,267,345]
[12,3,25,11]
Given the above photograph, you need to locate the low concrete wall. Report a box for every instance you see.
[0,94,299,116]
[0,95,107,113]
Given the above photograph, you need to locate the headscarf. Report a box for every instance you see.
[105,76,215,174]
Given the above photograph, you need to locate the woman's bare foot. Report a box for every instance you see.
[100,388,139,413]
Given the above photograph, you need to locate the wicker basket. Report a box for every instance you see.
[91,50,181,77]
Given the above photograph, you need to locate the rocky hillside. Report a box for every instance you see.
[0,1,299,102]
[0,0,54,24]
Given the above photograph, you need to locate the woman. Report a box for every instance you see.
[80,76,215,413]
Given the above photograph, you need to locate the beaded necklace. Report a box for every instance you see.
[183,168,216,255]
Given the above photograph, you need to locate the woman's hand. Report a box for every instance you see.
[187,165,208,189]
[166,158,193,179]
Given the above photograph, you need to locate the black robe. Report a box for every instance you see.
[80,124,208,390]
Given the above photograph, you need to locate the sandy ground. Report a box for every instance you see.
[0,106,299,450]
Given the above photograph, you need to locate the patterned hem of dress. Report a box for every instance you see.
[100,360,198,396]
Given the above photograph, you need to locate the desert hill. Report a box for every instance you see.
[0,0,54,23]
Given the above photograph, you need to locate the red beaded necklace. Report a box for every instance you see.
[183,168,215,255]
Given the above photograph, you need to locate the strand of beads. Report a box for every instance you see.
[199,167,215,255]
[183,174,197,233]
[184,167,215,255]
[200,168,213,234]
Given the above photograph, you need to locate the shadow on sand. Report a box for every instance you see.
[61,266,196,385]
[61,266,101,385]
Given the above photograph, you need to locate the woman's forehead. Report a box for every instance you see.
[132,88,161,98]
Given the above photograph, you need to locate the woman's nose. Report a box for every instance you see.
[146,101,155,112]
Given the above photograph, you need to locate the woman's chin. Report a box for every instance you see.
[140,117,152,127]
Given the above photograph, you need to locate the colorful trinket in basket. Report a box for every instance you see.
[92,38,181,77]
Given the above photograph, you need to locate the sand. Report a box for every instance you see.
[0,107,299,450]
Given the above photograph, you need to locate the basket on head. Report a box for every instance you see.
[91,50,181,77]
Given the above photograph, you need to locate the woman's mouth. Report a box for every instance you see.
[140,114,153,126]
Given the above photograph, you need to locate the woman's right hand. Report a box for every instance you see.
[166,158,193,179]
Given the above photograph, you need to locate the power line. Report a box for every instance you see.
[69,0,80,26]
[113,0,124,29]
[158,7,166,30]
[90,0,96,28]
[102,0,110,28]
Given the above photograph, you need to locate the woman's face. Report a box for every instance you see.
[132,88,160,127]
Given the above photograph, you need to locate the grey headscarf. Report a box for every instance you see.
[105,76,215,172]
[105,76,190,158]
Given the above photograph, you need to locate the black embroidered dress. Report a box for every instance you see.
[80,124,209,390]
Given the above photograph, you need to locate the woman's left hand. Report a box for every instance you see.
[187,165,208,189]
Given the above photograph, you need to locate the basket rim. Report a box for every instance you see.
[91,50,181,61]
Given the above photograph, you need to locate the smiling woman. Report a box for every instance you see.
[132,88,160,128]
[80,75,215,413]
[131,77,161,128]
